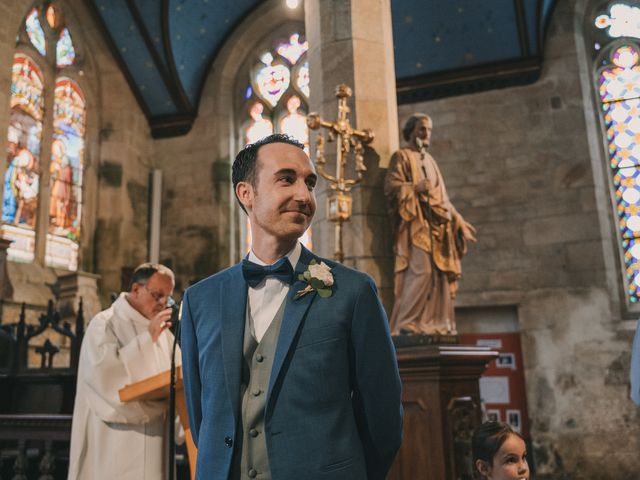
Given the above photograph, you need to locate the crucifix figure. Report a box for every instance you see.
[306,84,374,262]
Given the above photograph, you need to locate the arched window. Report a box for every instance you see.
[47,77,85,269]
[240,31,312,252]
[2,54,44,261]
[592,2,640,304]
[2,3,84,270]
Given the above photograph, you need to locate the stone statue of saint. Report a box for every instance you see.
[384,113,476,335]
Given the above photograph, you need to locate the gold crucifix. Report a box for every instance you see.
[306,84,374,262]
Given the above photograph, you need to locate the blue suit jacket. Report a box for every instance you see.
[181,246,403,479]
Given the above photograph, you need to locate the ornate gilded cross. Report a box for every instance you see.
[306,84,374,262]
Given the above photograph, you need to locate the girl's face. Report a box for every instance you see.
[477,434,529,480]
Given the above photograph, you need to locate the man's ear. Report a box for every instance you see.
[236,181,253,212]
[475,459,491,478]
[128,282,141,300]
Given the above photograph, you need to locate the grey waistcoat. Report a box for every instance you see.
[236,297,287,480]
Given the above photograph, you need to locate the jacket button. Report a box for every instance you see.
[249,428,258,438]
[248,468,257,478]
[252,388,261,396]
[256,353,264,362]
[224,436,233,448]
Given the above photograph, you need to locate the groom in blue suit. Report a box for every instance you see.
[181,134,403,479]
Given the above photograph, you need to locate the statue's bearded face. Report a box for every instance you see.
[411,117,433,149]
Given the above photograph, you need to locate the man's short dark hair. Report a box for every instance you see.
[232,133,305,213]
[402,113,430,142]
[128,263,175,291]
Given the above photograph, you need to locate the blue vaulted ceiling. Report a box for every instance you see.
[86,0,557,138]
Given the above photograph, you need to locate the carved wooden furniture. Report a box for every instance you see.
[0,300,83,480]
[389,344,498,480]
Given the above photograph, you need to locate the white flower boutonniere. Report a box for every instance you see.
[294,260,334,300]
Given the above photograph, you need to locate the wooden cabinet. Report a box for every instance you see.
[389,345,498,480]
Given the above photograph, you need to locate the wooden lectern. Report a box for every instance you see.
[388,344,499,480]
[119,366,197,480]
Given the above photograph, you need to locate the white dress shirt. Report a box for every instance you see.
[247,242,301,342]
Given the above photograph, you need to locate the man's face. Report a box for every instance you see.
[238,142,317,244]
[410,117,433,148]
[129,272,174,320]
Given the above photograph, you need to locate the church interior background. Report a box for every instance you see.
[0,0,639,478]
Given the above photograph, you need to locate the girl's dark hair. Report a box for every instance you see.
[472,422,523,477]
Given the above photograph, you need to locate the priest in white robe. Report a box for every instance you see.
[68,263,182,480]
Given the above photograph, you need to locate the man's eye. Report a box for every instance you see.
[306,180,316,190]
[279,176,294,184]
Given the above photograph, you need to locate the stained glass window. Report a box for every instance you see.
[242,32,312,252]
[46,4,61,30]
[276,33,308,65]
[595,4,640,39]
[25,8,46,57]
[295,61,310,98]
[56,28,76,67]
[1,55,44,262]
[245,102,274,145]
[254,53,290,108]
[44,78,85,270]
[3,4,85,270]
[599,44,640,302]
[279,96,309,152]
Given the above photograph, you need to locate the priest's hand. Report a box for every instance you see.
[148,307,173,343]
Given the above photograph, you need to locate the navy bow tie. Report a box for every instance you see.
[242,257,295,288]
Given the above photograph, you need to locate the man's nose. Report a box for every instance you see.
[293,181,312,202]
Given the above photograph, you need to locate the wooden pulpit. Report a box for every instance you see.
[118,366,197,480]
[388,344,499,480]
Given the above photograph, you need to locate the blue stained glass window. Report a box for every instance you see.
[56,28,76,67]
[25,8,46,56]
[4,4,84,269]
[2,54,45,263]
[44,78,85,271]
[599,44,640,302]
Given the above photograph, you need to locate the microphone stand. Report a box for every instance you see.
[168,300,181,480]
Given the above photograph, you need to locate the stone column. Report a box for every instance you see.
[304,0,398,309]
[33,34,58,265]
[56,270,102,325]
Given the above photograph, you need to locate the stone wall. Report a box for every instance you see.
[70,0,154,302]
[398,0,640,477]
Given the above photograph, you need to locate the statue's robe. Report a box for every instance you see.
[68,293,181,480]
[384,147,468,335]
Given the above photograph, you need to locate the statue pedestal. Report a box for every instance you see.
[389,343,498,480]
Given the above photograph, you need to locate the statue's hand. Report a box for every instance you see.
[414,178,430,194]
[460,220,477,242]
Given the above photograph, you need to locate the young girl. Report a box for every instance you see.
[472,421,529,480]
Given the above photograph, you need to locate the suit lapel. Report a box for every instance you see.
[266,246,317,410]
[219,264,247,422]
